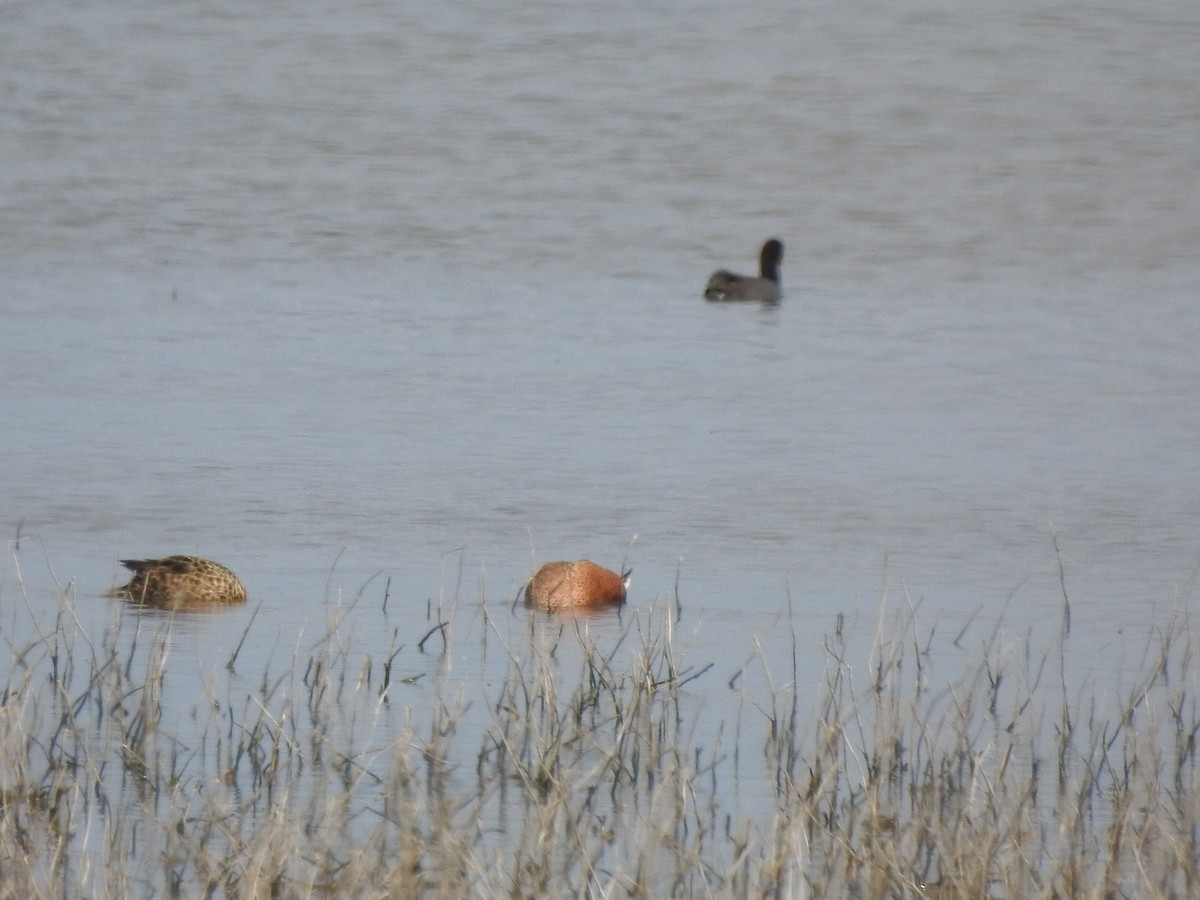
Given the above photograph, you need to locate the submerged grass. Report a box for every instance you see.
[1,548,1197,898]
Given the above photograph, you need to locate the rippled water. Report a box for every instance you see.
[2,0,1199,839]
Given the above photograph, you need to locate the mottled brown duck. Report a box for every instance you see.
[108,555,247,610]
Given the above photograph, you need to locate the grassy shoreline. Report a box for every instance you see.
[1,556,1197,897]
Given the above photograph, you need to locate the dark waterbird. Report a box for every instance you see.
[703,238,784,302]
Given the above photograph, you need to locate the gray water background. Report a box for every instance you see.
[2,0,1199,833]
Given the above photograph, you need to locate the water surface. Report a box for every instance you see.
[2,0,1199,840]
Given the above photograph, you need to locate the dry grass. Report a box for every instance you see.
[1,548,1197,898]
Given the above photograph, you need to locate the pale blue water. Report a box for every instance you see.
[2,0,1199,876]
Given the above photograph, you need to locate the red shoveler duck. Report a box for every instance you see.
[525,560,629,612]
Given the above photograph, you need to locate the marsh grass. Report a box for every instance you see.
[1,549,1197,898]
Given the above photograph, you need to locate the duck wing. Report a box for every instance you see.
[704,269,744,300]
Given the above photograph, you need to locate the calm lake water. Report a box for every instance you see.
[2,0,1199,846]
